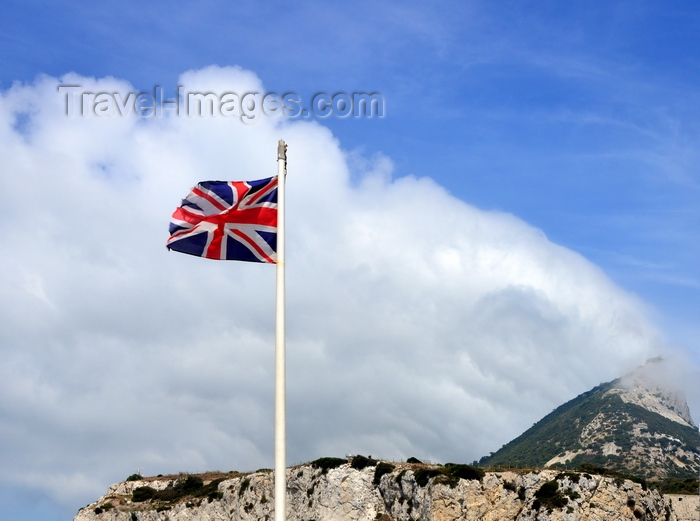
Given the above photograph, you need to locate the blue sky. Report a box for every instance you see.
[10,0,691,336]
[1,2,699,520]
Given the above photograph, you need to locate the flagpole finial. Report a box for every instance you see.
[277,139,287,161]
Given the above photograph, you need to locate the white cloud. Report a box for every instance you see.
[0,66,670,511]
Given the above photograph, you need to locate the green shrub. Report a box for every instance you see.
[577,464,647,490]
[415,463,486,489]
[351,455,377,470]
[200,478,225,501]
[132,476,225,505]
[555,471,581,483]
[395,469,407,483]
[565,488,580,500]
[444,463,484,482]
[126,474,143,482]
[533,480,568,512]
[208,491,223,502]
[239,478,251,498]
[373,462,395,485]
[653,477,699,494]
[406,457,422,464]
[132,486,156,502]
[414,468,442,487]
[311,457,346,473]
[155,485,180,502]
[536,480,559,499]
[434,474,459,489]
[181,476,204,494]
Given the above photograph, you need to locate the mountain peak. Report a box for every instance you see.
[610,357,696,428]
[481,359,700,479]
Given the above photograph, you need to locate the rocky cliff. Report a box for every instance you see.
[74,459,696,521]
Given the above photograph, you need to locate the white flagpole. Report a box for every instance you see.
[274,139,287,521]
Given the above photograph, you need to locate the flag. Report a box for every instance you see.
[167,176,278,262]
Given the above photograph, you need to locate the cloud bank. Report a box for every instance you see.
[0,66,670,511]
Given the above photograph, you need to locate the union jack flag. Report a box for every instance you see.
[167,177,278,263]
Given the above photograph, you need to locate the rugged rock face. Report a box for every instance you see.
[74,461,692,521]
[481,359,700,479]
[613,357,695,429]
[665,495,700,521]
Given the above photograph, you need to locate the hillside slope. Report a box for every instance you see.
[480,359,700,479]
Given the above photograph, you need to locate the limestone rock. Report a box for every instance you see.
[74,461,691,521]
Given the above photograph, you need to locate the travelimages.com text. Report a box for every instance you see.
[57,86,385,121]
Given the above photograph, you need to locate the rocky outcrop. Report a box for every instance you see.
[74,460,690,521]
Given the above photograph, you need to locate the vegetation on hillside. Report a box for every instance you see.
[480,381,700,480]
[130,475,226,512]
